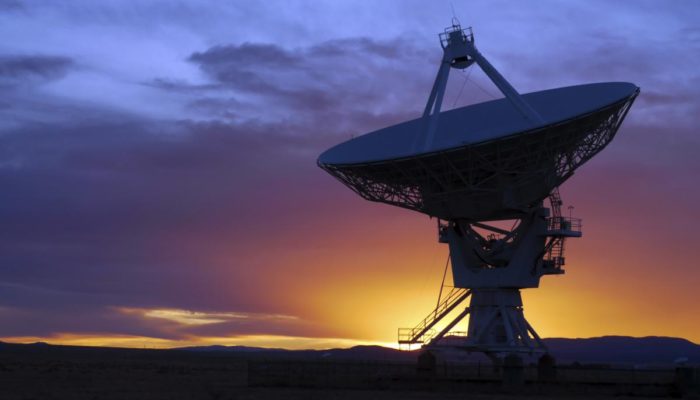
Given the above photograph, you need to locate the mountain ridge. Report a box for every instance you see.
[2,335,698,365]
[177,336,699,365]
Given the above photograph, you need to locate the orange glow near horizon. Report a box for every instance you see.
[2,174,699,349]
[3,224,699,350]
[0,334,398,351]
[279,201,699,347]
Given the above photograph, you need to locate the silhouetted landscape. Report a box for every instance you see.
[1,336,698,399]
[176,336,700,365]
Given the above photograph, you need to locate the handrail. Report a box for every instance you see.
[547,216,582,232]
[398,288,471,343]
[439,25,474,48]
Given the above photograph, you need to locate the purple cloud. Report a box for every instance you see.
[0,55,73,87]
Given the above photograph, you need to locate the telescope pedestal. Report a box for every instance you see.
[407,203,581,357]
[464,288,545,353]
[426,289,545,356]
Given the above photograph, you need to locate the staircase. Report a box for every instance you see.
[542,188,581,273]
[398,288,471,347]
[545,238,566,270]
[549,187,563,218]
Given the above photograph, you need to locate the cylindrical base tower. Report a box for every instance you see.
[465,288,545,353]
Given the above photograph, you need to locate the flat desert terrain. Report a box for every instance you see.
[1,343,696,400]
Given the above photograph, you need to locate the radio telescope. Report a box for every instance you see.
[318,23,638,358]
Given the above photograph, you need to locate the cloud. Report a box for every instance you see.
[183,37,435,125]
[121,307,298,326]
[0,55,74,87]
[189,43,301,70]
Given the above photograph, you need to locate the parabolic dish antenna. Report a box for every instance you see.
[318,24,638,359]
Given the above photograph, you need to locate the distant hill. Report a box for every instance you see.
[2,336,698,366]
[177,344,418,362]
[544,336,700,365]
[178,336,700,365]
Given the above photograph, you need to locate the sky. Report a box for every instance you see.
[0,0,699,349]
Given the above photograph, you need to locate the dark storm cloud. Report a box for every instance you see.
[184,37,434,119]
[189,43,301,68]
[0,55,74,87]
[187,43,307,95]
[188,38,407,71]
[148,78,219,93]
[309,37,406,58]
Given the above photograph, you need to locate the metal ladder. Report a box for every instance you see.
[549,187,563,218]
[547,238,566,269]
[544,188,567,271]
